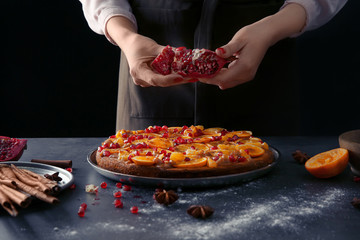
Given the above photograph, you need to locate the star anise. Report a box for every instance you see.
[351,197,360,209]
[153,189,178,205]
[187,205,214,219]
[44,172,62,182]
[292,150,310,164]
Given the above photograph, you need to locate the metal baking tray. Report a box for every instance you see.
[0,161,74,191]
[87,147,280,188]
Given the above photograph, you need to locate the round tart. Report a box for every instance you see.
[95,125,274,178]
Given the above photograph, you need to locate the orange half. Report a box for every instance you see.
[305,148,349,178]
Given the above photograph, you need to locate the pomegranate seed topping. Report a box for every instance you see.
[212,156,219,161]
[110,135,116,138]
[130,206,138,214]
[114,191,122,198]
[123,185,131,191]
[146,151,153,156]
[103,150,111,157]
[100,182,107,189]
[128,155,133,161]
[122,133,128,138]
[69,184,76,190]
[116,182,122,188]
[66,168,73,173]
[184,157,191,162]
[162,132,169,138]
[229,155,236,162]
[190,146,196,150]
[238,156,246,162]
[210,146,218,150]
[113,199,123,208]
[162,125,168,131]
[97,146,104,152]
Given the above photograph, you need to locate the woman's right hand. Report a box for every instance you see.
[107,16,186,87]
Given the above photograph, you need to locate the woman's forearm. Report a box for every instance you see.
[247,3,307,47]
[106,16,138,49]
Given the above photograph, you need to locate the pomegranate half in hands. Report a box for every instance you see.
[0,136,27,161]
[151,46,229,78]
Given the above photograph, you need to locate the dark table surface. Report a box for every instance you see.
[1,136,359,240]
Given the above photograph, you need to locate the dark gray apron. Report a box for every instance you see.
[116,0,300,135]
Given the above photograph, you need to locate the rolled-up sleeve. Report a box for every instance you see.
[79,0,137,44]
[281,0,348,36]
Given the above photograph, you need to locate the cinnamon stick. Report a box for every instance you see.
[12,180,59,204]
[0,184,31,208]
[31,159,72,168]
[10,165,51,194]
[0,188,18,217]
[0,179,17,189]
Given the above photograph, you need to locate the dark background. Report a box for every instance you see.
[1,0,359,138]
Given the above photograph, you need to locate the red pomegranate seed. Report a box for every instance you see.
[100,182,107,189]
[116,182,122,188]
[114,191,122,198]
[354,176,360,182]
[69,184,76,190]
[113,199,123,208]
[80,203,87,210]
[130,206,138,214]
[78,207,85,217]
[66,168,73,173]
[103,150,111,157]
[184,157,191,162]
[123,185,131,191]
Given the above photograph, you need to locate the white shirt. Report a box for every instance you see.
[79,0,348,42]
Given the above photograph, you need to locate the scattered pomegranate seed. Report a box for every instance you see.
[103,150,111,157]
[113,199,123,208]
[114,191,122,198]
[78,207,85,217]
[100,182,107,189]
[116,182,122,188]
[80,203,87,210]
[66,168,73,173]
[130,206,138,214]
[69,184,76,190]
[123,185,131,191]
[354,176,360,182]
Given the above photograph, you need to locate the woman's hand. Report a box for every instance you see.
[107,16,186,87]
[200,3,306,90]
[200,24,272,90]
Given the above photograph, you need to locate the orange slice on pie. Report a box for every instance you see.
[173,157,207,168]
[147,137,174,149]
[132,156,156,166]
[305,148,349,178]
[236,144,265,157]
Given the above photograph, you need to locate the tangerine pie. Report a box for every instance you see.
[95,125,275,178]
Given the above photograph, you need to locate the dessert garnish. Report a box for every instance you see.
[351,197,360,209]
[153,189,179,205]
[292,150,310,164]
[187,205,214,219]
